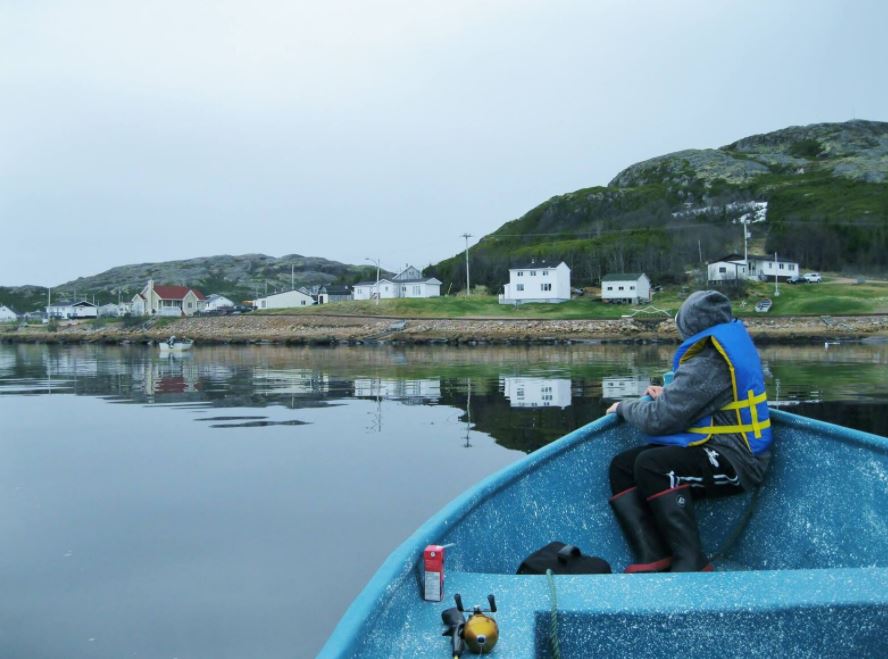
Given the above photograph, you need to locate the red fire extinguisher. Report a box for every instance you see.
[423,544,454,601]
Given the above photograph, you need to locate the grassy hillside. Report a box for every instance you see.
[431,120,888,295]
[0,254,378,312]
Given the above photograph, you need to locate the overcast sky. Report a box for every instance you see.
[2,0,886,287]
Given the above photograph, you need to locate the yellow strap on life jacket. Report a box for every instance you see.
[688,418,771,436]
[720,391,768,411]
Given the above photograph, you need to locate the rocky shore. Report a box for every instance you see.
[4,313,888,346]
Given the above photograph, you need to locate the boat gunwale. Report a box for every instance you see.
[320,410,888,657]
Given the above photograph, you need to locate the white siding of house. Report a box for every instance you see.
[0,305,17,322]
[601,275,651,304]
[500,262,571,304]
[747,257,799,279]
[707,261,747,282]
[204,295,235,311]
[254,289,316,309]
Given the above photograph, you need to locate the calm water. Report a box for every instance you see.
[1,341,886,658]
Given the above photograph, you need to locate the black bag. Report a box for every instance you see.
[516,541,612,575]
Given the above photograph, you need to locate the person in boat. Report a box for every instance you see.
[605,290,772,572]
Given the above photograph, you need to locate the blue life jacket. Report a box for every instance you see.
[648,320,772,455]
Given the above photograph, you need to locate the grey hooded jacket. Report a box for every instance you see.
[616,290,770,489]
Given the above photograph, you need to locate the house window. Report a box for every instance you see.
[187,302,192,309]
[542,270,549,276]
[606,286,613,291]
[541,283,552,292]
[618,286,624,291]
[401,286,406,291]
[517,271,523,277]
[630,285,635,290]
[301,300,306,305]
[790,264,796,271]
[719,266,727,273]
[779,263,784,270]
[517,284,524,292]
[530,271,537,276]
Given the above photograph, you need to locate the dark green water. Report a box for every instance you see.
[0,342,885,657]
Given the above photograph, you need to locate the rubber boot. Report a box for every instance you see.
[610,487,671,573]
[646,485,713,572]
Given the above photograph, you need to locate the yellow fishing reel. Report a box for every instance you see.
[442,593,499,655]
[463,608,499,654]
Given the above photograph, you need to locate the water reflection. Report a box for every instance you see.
[1,341,887,657]
[502,376,572,408]
[2,341,888,442]
[602,375,653,400]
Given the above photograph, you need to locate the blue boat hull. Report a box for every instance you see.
[321,410,888,657]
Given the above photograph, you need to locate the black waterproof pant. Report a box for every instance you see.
[609,444,744,499]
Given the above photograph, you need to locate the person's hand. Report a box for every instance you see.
[606,402,620,414]
[644,385,664,399]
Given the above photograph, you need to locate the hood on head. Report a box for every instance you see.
[675,290,733,339]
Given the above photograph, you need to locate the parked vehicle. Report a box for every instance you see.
[787,275,805,284]
[803,272,822,283]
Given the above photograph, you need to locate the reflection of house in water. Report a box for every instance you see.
[602,376,652,399]
[140,356,201,398]
[502,377,572,408]
[252,369,331,395]
[353,378,441,404]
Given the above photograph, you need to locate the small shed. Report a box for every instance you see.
[601,273,651,304]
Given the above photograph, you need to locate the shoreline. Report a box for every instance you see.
[3,313,888,346]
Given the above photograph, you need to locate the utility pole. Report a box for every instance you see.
[742,217,751,266]
[291,264,294,290]
[366,258,380,305]
[774,251,780,297]
[461,233,472,296]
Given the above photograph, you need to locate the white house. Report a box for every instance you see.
[601,273,651,304]
[0,305,18,322]
[203,294,235,312]
[318,285,352,304]
[499,259,571,305]
[46,300,98,319]
[98,303,122,317]
[708,254,800,282]
[132,280,206,317]
[746,254,800,281]
[353,265,442,301]
[253,289,315,310]
[502,377,572,408]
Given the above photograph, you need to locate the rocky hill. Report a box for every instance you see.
[0,254,375,312]
[432,120,888,291]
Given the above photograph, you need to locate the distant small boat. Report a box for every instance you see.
[158,336,193,352]
[754,298,773,313]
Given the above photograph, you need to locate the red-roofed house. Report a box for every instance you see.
[132,280,206,317]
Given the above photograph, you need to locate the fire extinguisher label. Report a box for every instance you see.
[424,570,442,601]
